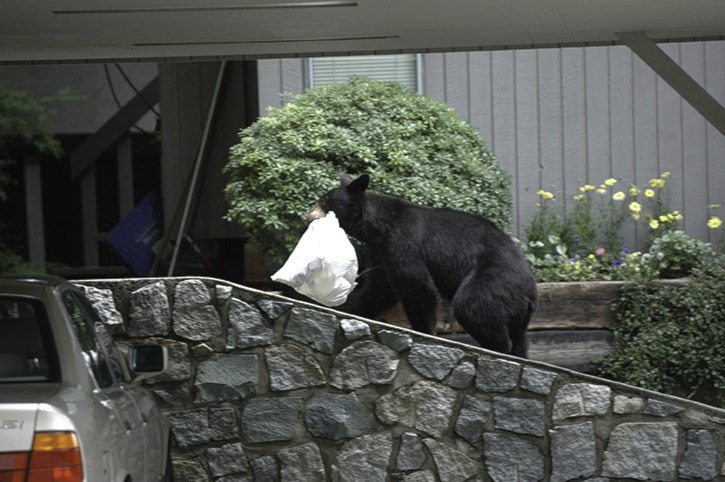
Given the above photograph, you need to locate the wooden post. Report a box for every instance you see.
[117,135,134,218]
[81,169,99,267]
[23,154,45,271]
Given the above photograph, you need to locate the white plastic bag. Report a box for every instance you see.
[271,212,358,307]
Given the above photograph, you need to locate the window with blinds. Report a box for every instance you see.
[309,54,418,91]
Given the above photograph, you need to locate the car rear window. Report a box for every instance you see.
[0,297,60,383]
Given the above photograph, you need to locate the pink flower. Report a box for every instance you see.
[595,248,606,256]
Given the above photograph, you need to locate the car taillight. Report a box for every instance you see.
[0,452,29,482]
[27,432,83,482]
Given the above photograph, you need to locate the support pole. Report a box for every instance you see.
[617,31,725,137]
[167,61,227,276]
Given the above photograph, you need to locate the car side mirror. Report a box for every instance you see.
[129,345,167,381]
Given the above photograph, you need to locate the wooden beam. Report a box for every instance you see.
[70,76,159,180]
[617,31,725,137]
[81,169,99,266]
[23,155,45,271]
[117,135,134,217]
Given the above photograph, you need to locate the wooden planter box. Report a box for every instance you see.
[377,281,624,373]
[328,278,689,373]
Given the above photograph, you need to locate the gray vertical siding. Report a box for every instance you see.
[257,41,725,249]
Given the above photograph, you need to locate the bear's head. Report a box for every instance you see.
[303,174,369,232]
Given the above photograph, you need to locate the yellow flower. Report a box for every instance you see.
[604,178,617,186]
[597,187,607,194]
[708,216,723,229]
[629,202,642,213]
[579,184,596,192]
[536,190,554,200]
[629,185,639,196]
[588,254,595,260]
[659,214,670,223]
[649,178,666,189]
[632,213,640,220]
[708,204,720,210]
[649,219,660,229]
[612,191,625,201]
[644,189,655,198]
[573,194,585,200]
[661,171,671,178]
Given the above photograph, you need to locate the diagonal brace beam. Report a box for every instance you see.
[70,76,159,179]
[617,31,725,137]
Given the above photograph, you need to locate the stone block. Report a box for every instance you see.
[376,380,457,438]
[446,360,476,389]
[679,429,717,480]
[278,443,326,481]
[256,299,293,319]
[242,397,302,443]
[423,438,480,482]
[284,307,338,354]
[378,329,413,352]
[336,432,393,482]
[340,318,371,340]
[553,383,611,421]
[520,366,558,395]
[494,397,545,436]
[167,409,210,447]
[265,344,326,391]
[129,280,171,336]
[207,442,248,477]
[194,353,258,402]
[454,395,490,444]
[250,456,278,482]
[226,298,274,349]
[476,358,521,392]
[408,343,465,381]
[304,392,371,439]
[643,399,684,417]
[602,422,678,480]
[483,433,543,482]
[613,395,644,414]
[550,422,596,481]
[330,340,399,390]
[397,432,426,471]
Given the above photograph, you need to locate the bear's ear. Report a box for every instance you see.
[346,174,370,194]
[339,173,353,186]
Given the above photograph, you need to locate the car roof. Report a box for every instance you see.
[0,275,73,295]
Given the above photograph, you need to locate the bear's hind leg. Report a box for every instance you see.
[398,280,438,335]
[509,298,535,358]
[451,278,514,354]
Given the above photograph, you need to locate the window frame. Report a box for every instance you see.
[306,53,423,93]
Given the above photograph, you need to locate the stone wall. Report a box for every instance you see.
[78,276,725,482]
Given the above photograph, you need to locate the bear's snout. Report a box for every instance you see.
[303,203,326,224]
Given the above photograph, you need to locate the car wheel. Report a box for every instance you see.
[160,445,174,482]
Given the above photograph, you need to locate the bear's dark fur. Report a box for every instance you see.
[304,174,537,357]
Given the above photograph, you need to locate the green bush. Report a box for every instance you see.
[644,230,711,279]
[224,77,511,262]
[600,256,725,406]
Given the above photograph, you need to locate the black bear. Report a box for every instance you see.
[304,174,537,357]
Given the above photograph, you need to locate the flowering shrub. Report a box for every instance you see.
[524,173,722,282]
[601,257,725,405]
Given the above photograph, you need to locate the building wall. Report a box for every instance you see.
[257,42,725,250]
[79,276,725,481]
[0,63,158,134]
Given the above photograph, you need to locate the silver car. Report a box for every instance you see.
[0,276,173,481]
